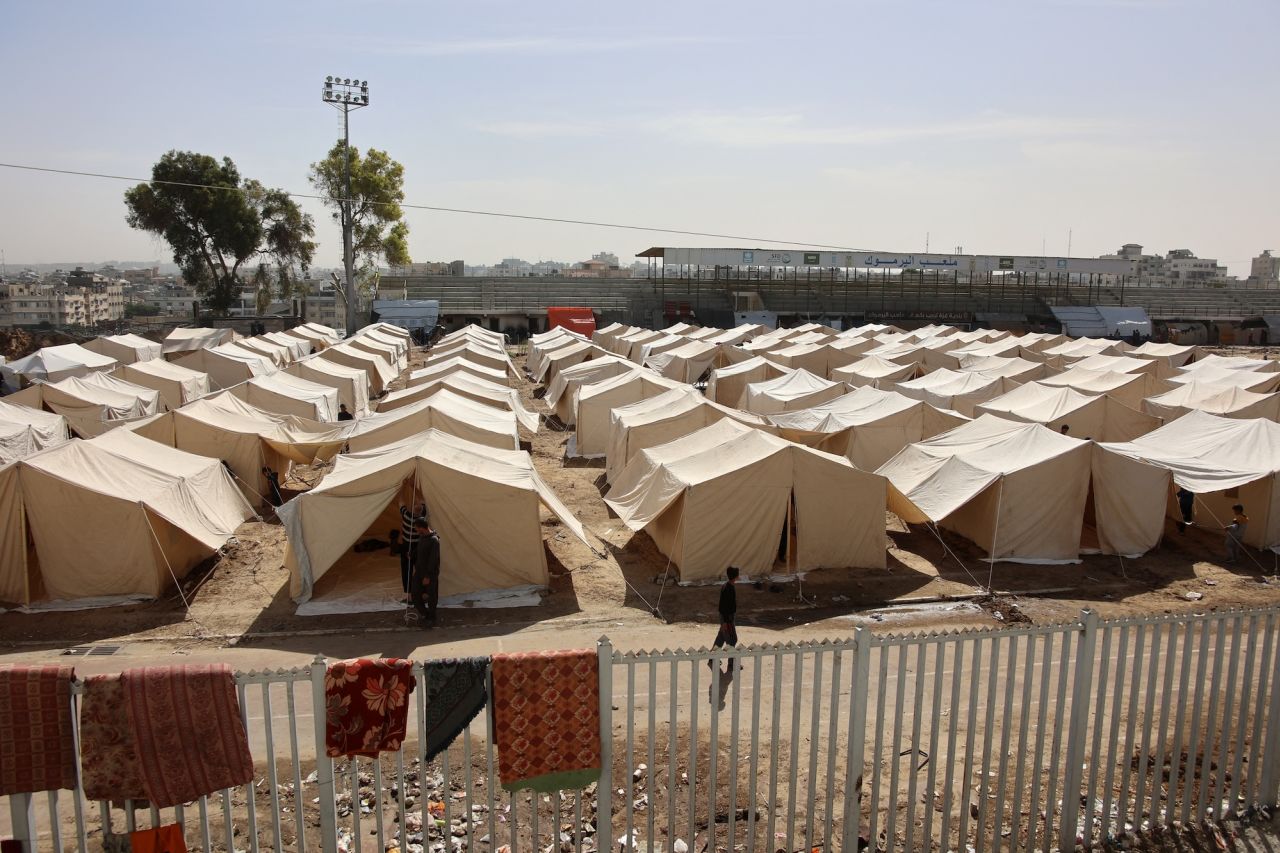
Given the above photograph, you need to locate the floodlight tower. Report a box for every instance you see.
[321,76,369,335]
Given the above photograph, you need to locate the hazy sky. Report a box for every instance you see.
[1,0,1276,275]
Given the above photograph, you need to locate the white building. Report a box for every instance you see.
[1249,250,1280,288]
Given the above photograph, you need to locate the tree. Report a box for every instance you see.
[252,263,273,315]
[124,151,316,315]
[308,142,411,274]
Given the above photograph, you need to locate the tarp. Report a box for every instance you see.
[605,419,886,581]
[877,415,1094,563]
[0,431,253,606]
[975,381,1162,442]
[706,357,790,407]
[278,429,590,604]
[1164,367,1280,394]
[344,388,520,453]
[643,340,719,383]
[8,344,118,383]
[174,344,274,391]
[320,343,397,393]
[547,306,596,337]
[232,371,341,422]
[739,369,845,415]
[377,371,540,432]
[1098,411,1280,551]
[604,388,767,483]
[1038,367,1155,408]
[161,327,236,358]
[1143,382,1280,422]
[545,355,634,424]
[895,369,1021,417]
[574,369,686,458]
[832,355,919,389]
[407,355,512,389]
[85,333,163,365]
[288,357,370,416]
[115,359,210,410]
[768,385,970,470]
[0,399,69,464]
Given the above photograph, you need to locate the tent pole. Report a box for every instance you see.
[987,478,1005,593]
[144,508,191,611]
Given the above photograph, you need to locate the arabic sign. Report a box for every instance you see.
[998,257,1015,270]
[803,252,821,265]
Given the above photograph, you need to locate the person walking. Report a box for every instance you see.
[398,497,427,601]
[411,518,441,625]
[710,566,740,668]
[1176,488,1195,533]
[1224,504,1249,563]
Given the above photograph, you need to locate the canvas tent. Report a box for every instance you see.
[767,342,866,378]
[1129,341,1201,369]
[1178,354,1278,374]
[283,324,337,351]
[1164,367,1280,394]
[232,371,341,422]
[545,356,635,424]
[1042,338,1132,362]
[739,369,845,415]
[348,337,407,375]
[377,371,540,432]
[344,388,520,453]
[1096,411,1280,553]
[161,327,236,358]
[644,340,720,383]
[604,388,767,483]
[85,333,162,365]
[7,344,117,383]
[605,419,886,582]
[526,330,585,376]
[974,382,1162,441]
[1037,367,1155,408]
[1069,354,1165,381]
[0,399,70,463]
[115,359,210,409]
[895,369,1021,417]
[0,430,253,607]
[261,331,313,361]
[877,415,1099,563]
[832,355,920,389]
[704,326,764,347]
[535,340,608,383]
[288,357,371,416]
[1142,382,1280,422]
[407,356,512,389]
[592,322,636,349]
[279,429,590,608]
[617,330,666,362]
[320,343,397,393]
[955,354,1051,383]
[767,385,969,471]
[705,357,789,407]
[228,337,291,367]
[9,373,163,435]
[174,344,274,390]
[573,369,687,458]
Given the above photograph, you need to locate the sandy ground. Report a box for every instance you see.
[3,345,1280,660]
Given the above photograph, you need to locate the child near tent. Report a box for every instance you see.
[1224,504,1249,563]
[710,566,740,669]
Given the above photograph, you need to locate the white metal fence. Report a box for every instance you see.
[5,606,1280,852]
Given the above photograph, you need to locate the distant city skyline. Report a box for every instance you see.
[1,1,1276,277]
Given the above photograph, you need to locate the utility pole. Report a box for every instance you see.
[322,76,369,335]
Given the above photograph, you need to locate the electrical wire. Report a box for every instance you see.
[0,160,865,251]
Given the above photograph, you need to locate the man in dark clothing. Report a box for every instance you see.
[411,519,441,625]
[710,566,740,666]
[262,466,283,507]
[1176,488,1195,533]
[337,404,355,421]
[398,498,427,600]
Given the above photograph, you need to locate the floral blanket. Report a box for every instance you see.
[325,659,416,758]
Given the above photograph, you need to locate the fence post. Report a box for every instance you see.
[8,793,35,852]
[309,654,339,852]
[842,628,872,853]
[597,637,614,845]
[1260,627,1280,807]
[1060,610,1099,851]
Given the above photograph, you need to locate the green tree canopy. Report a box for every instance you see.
[309,142,411,272]
[124,151,316,314]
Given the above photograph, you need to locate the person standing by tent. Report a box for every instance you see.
[262,466,283,507]
[1176,488,1195,533]
[398,494,428,601]
[709,566,740,667]
[1224,504,1249,563]
[337,403,355,422]
[411,518,441,625]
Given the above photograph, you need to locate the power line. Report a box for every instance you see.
[0,160,863,251]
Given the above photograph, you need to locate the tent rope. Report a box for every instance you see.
[987,477,1005,592]
[143,508,191,612]
[1193,495,1272,574]
[924,521,987,593]
[653,501,688,616]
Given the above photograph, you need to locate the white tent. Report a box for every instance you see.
[703,326,765,347]
[605,388,767,483]
[955,354,1051,382]
[635,335,687,366]
[832,355,920,389]
[320,343,397,393]
[9,373,162,434]
[536,340,608,383]
[706,357,790,407]
[767,342,868,378]
[174,344,275,391]
[1143,382,1280,422]
[349,336,408,375]
[1042,338,1132,362]
[545,355,635,424]
[261,331,313,361]
[1164,366,1280,394]
[354,327,409,360]
[228,338,292,368]
[592,322,636,349]
[878,415,1098,563]
[0,430,253,607]
[739,369,846,415]
[644,340,720,383]
[115,359,210,409]
[8,344,118,383]
[278,429,590,607]
[1129,341,1201,369]
[344,388,520,453]
[1037,367,1155,408]
[605,419,886,582]
[283,325,335,351]
[85,333,162,365]
[618,330,667,362]
[574,369,686,458]
[361,321,412,341]
[895,369,1021,417]
[408,355,512,388]
[377,371,540,432]
[767,385,970,470]
[0,399,70,464]
[1178,354,1277,374]
[526,332,586,378]
[1069,354,1164,380]
[232,371,341,422]
[161,327,236,358]
[288,357,371,416]
[975,381,1162,441]
[1097,411,1280,553]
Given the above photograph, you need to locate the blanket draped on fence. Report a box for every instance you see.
[0,664,77,796]
[325,658,417,758]
[79,674,148,803]
[423,657,489,762]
